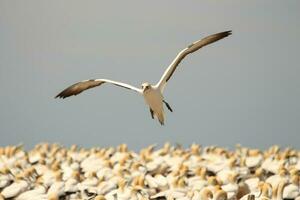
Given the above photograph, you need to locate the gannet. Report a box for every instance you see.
[56,31,232,125]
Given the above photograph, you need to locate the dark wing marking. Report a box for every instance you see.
[149,108,154,119]
[163,100,173,112]
[157,31,232,91]
[55,79,141,99]
[55,80,104,99]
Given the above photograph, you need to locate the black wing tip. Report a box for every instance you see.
[222,30,232,36]
[55,92,72,99]
[188,30,232,48]
[216,30,232,38]
[55,93,61,99]
[54,95,65,99]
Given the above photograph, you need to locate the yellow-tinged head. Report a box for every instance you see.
[214,189,227,200]
[141,82,151,92]
[94,195,105,200]
[48,193,59,200]
[200,188,213,200]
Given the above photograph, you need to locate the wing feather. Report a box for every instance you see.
[55,79,141,99]
[157,30,232,92]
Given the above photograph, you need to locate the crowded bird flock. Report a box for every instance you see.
[0,144,299,200]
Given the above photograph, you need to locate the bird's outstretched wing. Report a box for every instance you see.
[156,30,232,92]
[55,79,142,99]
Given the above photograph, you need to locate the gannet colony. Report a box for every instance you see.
[0,143,299,200]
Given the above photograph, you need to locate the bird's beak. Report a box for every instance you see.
[143,86,149,91]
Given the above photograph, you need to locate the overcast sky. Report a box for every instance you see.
[0,0,299,150]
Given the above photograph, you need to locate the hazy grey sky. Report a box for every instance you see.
[0,1,299,150]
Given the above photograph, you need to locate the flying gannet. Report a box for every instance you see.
[56,31,232,125]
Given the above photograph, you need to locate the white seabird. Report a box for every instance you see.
[56,31,232,125]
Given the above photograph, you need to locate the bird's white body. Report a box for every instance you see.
[56,31,232,125]
[142,85,165,125]
[1,180,29,199]
[15,185,46,200]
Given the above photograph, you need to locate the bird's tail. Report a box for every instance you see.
[157,111,165,126]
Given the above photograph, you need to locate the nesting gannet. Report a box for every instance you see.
[192,188,213,200]
[145,174,168,190]
[0,168,14,189]
[272,180,288,200]
[221,173,239,200]
[239,182,272,200]
[0,176,30,199]
[64,171,80,194]
[15,183,47,200]
[188,167,208,191]
[283,175,300,199]
[213,188,228,200]
[47,176,65,199]
[56,31,232,125]
[265,168,288,188]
